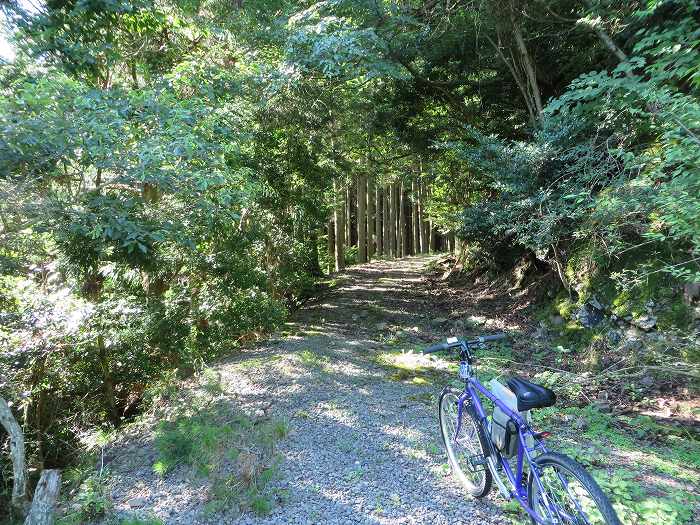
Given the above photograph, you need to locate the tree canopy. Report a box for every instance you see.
[1,0,698,518]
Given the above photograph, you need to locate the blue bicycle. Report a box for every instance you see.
[426,334,621,525]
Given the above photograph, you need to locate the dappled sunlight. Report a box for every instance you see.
[381,425,425,442]
[315,401,362,427]
[92,255,508,523]
[378,350,432,371]
[326,360,370,379]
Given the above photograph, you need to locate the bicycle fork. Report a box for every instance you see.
[455,392,512,499]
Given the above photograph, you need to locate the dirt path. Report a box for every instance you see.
[102,256,510,524]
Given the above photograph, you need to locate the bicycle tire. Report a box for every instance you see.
[528,452,621,525]
[438,386,492,498]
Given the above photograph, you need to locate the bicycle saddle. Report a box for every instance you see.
[506,376,556,411]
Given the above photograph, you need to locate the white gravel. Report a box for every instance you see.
[101,256,507,524]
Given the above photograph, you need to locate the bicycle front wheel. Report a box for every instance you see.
[438,386,492,498]
[529,452,621,525]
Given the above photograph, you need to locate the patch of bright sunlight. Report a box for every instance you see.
[236,354,283,370]
[626,447,699,485]
[297,349,330,369]
[377,349,453,374]
[331,361,367,378]
[78,427,116,452]
[377,350,432,370]
[394,442,431,461]
[316,401,360,426]
[381,425,423,441]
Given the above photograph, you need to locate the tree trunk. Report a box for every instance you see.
[383,184,391,258]
[367,177,375,260]
[357,174,367,263]
[307,229,323,277]
[98,334,119,426]
[412,179,419,256]
[0,396,26,515]
[448,231,456,253]
[429,221,436,253]
[333,179,345,271]
[418,182,428,253]
[510,5,543,117]
[23,470,61,525]
[345,183,352,248]
[486,2,543,127]
[581,1,629,63]
[395,183,401,256]
[376,186,383,257]
[396,185,403,257]
[398,182,407,257]
[327,219,334,274]
[388,183,396,258]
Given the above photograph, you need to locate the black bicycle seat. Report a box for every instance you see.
[506,376,556,411]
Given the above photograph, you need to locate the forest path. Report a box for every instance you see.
[105,256,509,525]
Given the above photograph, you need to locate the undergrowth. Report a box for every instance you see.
[56,368,290,523]
[152,401,289,517]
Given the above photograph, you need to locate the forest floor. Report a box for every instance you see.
[59,255,699,525]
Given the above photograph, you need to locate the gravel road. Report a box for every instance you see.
[102,256,508,524]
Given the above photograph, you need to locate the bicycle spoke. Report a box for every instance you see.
[534,464,607,525]
[440,393,486,490]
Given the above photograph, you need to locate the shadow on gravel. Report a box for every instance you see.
[103,256,502,525]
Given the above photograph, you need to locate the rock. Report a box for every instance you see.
[467,315,487,326]
[431,317,448,326]
[635,314,657,332]
[534,321,548,339]
[127,497,148,508]
[452,319,465,332]
[375,322,388,331]
[693,307,700,320]
[684,282,700,304]
[606,330,622,345]
[549,315,565,327]
[587,296,603,311]
[639,375,654,387]
[621,338,643,352]
[575,303,603,328]
[626,326,643,338]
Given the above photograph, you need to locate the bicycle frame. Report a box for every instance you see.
[453,343,554,524]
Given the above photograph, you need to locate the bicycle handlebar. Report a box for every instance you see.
[424,342,449,354]
[423,333,506,354]
[472,333,507,343]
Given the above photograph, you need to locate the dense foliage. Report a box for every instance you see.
[0,0,698,516]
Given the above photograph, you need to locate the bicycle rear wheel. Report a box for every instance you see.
[438,387,492,498]
[528,452,621,525]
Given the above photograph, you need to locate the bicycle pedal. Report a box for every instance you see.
[468,454,487,472]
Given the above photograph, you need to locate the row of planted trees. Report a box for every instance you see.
[328,174,456,272]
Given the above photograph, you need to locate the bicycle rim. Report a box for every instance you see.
[532,462,609,524]
[439,391,488,493]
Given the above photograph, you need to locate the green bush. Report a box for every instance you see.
[443,8,700,300]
